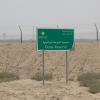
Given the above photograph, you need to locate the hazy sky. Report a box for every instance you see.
[0,0,100,39]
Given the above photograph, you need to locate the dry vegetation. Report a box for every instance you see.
[32,71,53,81]
[78,73,100,93]
[0,72,19,82]
[0,42,100,100]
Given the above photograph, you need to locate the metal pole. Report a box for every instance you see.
[18,25,23,44]
[33,26,34,42]
[2,33,6,41]
[65,51,68,84]
[57,25,59,28]
[94,24,99,42]
[42,51,45,85]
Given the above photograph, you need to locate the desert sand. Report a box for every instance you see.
[0,41,100,100]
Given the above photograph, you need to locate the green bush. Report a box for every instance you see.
[0,72,19,82]
[32,72,53,81]
[89,80,100,94]
[78,73,100,94]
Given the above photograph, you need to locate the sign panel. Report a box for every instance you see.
[37,28,74,51]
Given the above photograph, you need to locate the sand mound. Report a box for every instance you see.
[0,79,99,100]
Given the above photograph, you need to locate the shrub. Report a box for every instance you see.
[89,80,100,94]
[32,71,53,81]
[0,72,19,82]
[78,73,100,94]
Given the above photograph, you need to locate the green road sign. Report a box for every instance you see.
[37,28,74,51]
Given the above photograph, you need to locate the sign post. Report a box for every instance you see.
[37,28,74,85]
[42,51,45,85]
[66,51,68,84]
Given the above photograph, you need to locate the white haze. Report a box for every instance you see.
[0,0,100,40]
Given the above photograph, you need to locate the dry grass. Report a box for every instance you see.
[78,73,100,94]
[0,72,19,82]
[32,71,53,81]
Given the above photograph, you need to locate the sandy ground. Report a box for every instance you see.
[0,42,100,100]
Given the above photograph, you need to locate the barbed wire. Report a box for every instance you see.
[0,24,100,41]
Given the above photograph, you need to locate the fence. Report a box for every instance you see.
[0,24,100,42]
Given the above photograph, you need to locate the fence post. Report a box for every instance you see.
[18,25,23,43]
[2,33,6,41]
[94,24,99,42]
